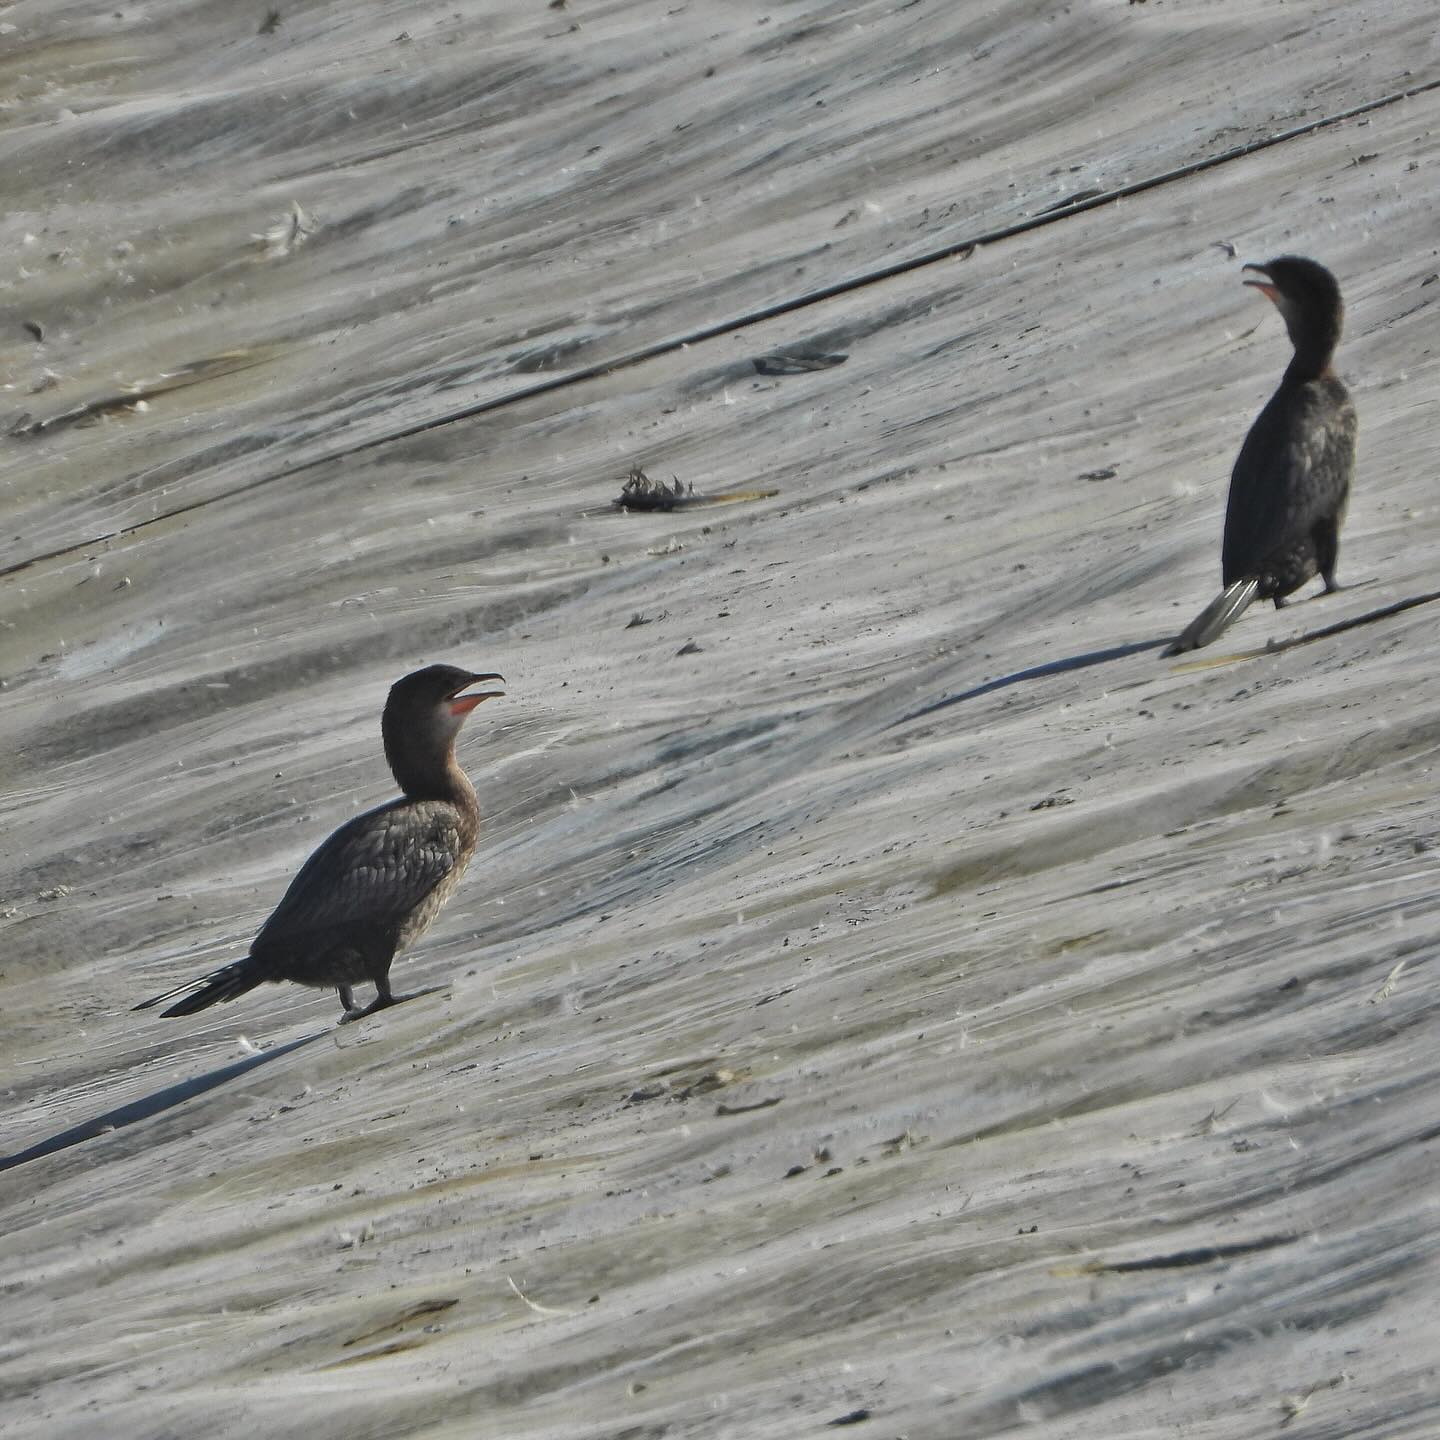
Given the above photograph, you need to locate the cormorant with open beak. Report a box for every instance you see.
[1166,256,1357,654]
[135,664,504,1023]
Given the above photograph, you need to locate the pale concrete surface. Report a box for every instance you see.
[3,2,1439,1436]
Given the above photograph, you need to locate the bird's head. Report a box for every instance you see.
[383,664,505,767]
[1242,255,1344,365]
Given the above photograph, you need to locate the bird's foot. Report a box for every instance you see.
[338,989,416,1023]
[338,996,403,1019]
[336,985,448,1023]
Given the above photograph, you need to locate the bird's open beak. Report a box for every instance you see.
[1242,263,1278,303]
[449,672,506,715]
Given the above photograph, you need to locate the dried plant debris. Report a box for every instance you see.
[1369,958,1407,1004]
[253,200,319,259]
[784,1144,836,1178]
[21,320,43,342]
[342,1297,458,1348]
[319,1337,428,1368]
[755,983,796,1006]
[616,466,692,511]
[877,1128,922,1157]
[715,1095,782,1116]
[258,7,282,33]
[1279,1374,1348,1427]
[613,465,778,512]
[753,350,848,376]
[1030,792,1074,811]
[10,348,274,438]
[673,1068,739,1100]
[628,1065,748,1106]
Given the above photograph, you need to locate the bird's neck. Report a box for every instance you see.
[1283,352,1334,385]
[1284,318,1340,384]
[391,743,477,809]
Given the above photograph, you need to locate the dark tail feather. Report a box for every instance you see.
[133,960,265,1018]
[1164,577,1261,656]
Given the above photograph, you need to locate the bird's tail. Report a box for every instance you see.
[133,959,265,1018]
[1164,577,1261,656]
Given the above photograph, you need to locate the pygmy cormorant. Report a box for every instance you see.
[134,664,504,1023]
[1166,255,1357,654]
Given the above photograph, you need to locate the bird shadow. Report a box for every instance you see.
[0,1029,328,1174]
[888,583,1440,732]
[891,636,1172,729]
[1,983,455,1174]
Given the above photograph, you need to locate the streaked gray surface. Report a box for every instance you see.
[3,1,1439,1435]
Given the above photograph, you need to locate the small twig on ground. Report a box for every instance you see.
[1279,1373,1348,1427]
[715,1095,782,1116]
[1369,959,1406,1004]
[506,1275,578,1317]
[1193,1096,1243,1134]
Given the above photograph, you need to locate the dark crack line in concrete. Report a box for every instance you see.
[5,76,1438,583]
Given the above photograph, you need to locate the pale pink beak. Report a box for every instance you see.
[1242,263,1279,305]
[448,672,505,715]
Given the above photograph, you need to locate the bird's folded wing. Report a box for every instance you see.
[1224,399,1355,579]
[253,800,464,943]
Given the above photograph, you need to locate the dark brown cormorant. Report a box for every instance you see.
[1166,256,1357,654]
[134,664,504,1023]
